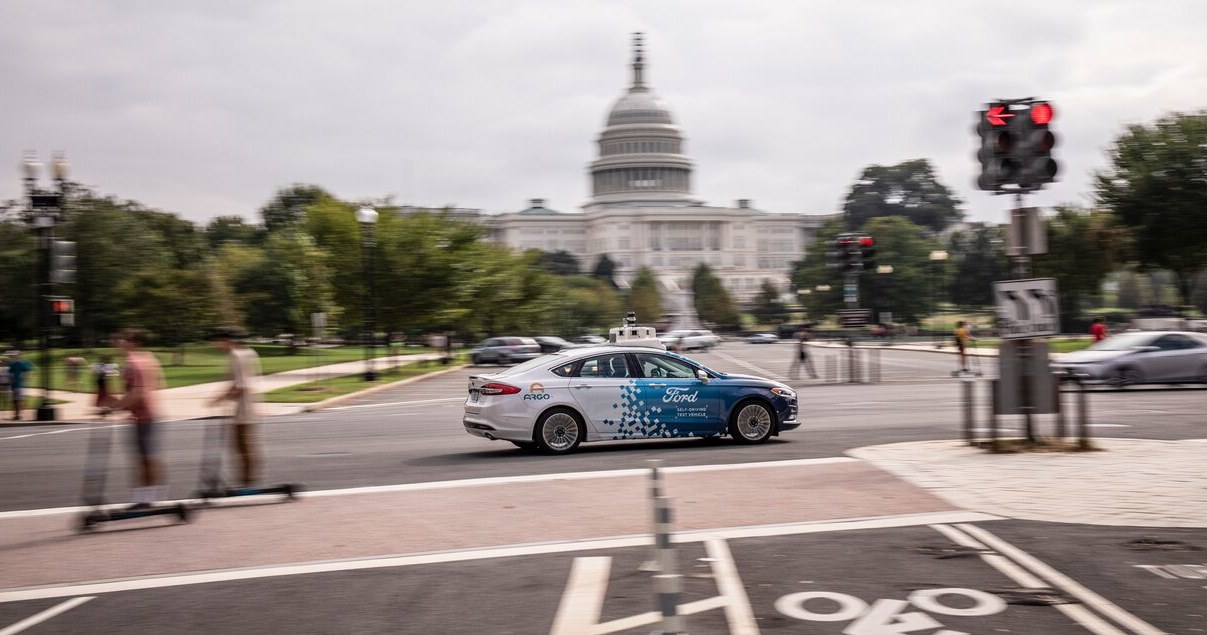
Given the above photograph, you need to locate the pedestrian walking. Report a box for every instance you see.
[953,320,974,373]
[102,329,167,507]
[92,355,119,415]
[64,354,86,391]
[208,328,263,488]
[7,351,34,421]
[1090,317,1109,343]
[788,326,818,380]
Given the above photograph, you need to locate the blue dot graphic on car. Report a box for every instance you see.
[598,379,717,440]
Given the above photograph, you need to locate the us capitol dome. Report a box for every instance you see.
[468,34,837,302]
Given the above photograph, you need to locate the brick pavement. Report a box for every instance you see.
[848,437,1207,528]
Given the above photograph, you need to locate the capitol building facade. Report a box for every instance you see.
[479,34,837,302]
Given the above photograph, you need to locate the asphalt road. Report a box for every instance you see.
[1,343,1203,512]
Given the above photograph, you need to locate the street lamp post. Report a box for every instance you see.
[23,152,70,422]
[929,250,949,341]
[356,206,379,381]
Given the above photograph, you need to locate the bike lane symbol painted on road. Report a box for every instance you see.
[775,587,1005,635]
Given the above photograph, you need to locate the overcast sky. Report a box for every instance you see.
[3,0,1205,225]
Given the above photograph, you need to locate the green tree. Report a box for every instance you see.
[627,266,663,323]
[534,250,580,276]
[117,266,219,363]
[946,223,1008,307]
[691,263,740,330]
[206,215,262,247]
[233,230,338,336]
[1096,111,1207,307]
[555,276,623,336]
[843,159,964,233]
[591,254,618,287]
[0,220,37,342]
[1033,206,1129,329]
[261,184,334,234]
[751,280,788,325]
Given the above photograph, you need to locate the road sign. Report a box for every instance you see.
[994,278,1059,339]
[838,309,871,329]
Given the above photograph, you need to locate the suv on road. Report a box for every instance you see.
[658,329,720,352]
[470,337,542,365]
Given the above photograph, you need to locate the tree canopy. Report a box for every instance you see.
[843,159,963,233]
[1096,110,1207,306]
[691,263,740,330]
[627,267,663,324]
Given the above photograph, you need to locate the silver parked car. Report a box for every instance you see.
[1051,331,1207,386]
[470,337,542,366]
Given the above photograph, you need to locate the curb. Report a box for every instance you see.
[299,363,469,413]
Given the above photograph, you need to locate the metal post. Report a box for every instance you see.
[1010,192,1037,444]
[36,218,55,421]
[872,347,881,383]
[962,377,974,445]
[825,355,836,383]
[846,340,857,384]
[640,460,664,572]
[652,495,683,634]
[360,221,378,382]
[1077,376,1091,450]
[989,379,1000,452]
[1053,372,1066,441]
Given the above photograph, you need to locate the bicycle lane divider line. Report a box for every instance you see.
[954,523,1164,635]
[1,425,120,442]
[931,524,1126,635]
[704,537,761,635]
[0,511,998,604]
[0,596,94,635]
[0,456,860,520]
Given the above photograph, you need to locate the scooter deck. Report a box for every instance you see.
[78,503,191,532]
[196,483,299,501]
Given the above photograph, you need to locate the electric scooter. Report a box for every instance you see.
[194,415,299,503]
[78,418,190,532]
[951,337,985,378]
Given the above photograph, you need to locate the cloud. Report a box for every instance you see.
[2,0,1205,224]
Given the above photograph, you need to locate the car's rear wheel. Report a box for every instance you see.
[471,354,482,366]
[729,400,775,444]
[1110,367,1143,388]
[534,408,585,454]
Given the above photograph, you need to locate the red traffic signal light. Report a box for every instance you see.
[858,236,874,247]
[1030,102,1054,125]
[51,298,74,314]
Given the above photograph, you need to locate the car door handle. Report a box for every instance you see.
[573,384,592,390]
[648,383,667,388]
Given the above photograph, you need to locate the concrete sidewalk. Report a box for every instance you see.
[4,353,444,425]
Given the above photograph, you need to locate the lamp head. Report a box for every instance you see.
[355,206,379,225]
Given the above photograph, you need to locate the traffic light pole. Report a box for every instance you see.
[1010,192,1037,444]
[35,215,56,422]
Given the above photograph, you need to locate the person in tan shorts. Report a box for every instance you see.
[208,328,263,488]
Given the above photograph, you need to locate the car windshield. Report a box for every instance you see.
[1087,332,1155,351]
[492,353,566,377]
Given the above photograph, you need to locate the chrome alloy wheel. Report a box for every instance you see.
[735,403,772,441]
[541,412,580,452]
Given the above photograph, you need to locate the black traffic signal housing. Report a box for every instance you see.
[834,234,858,273]
[1014,102,1058,190]
[858,236,876,271]
[976,102,1019,191]
[51,240,76,285]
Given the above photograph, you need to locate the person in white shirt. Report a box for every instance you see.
[208,328,263,488]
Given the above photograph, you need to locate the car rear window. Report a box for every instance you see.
[519,338,539,346]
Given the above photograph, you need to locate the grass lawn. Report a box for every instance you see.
[264,354,468,403]
[21,344,434,393]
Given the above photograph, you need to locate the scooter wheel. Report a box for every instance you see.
[284,484,301,501]
[176,504,192,523]
[78,513,96,533]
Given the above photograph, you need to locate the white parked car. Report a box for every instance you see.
[658,329,720,351]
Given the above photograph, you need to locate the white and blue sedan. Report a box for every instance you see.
[463,346,800,454]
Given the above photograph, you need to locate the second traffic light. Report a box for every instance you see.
[51,240,76,285]
[858,236,876,270]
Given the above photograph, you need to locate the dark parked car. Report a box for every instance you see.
[534,336,576,354]
[470,337,542,365]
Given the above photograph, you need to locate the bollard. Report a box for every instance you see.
[826,355,837,383]
[652,495,684,634]
[988,379,1000,452]
[872,347,881,383]
[962,377,975,445]
[639,460,664,572]
[1077,375,1091,450]
[1053,373,1066,441]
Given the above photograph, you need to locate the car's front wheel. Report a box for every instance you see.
[1110,367,1143,388]
[729,400,775,444]
[534,408,585,455]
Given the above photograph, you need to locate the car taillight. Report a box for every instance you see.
[479,382,521,395]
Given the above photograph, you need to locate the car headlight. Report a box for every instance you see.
[771,386,795,399]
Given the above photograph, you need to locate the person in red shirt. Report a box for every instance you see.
[106,328,167,508]
[1090,317,1109,343]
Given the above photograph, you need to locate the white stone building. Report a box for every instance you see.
[481,34,837,302]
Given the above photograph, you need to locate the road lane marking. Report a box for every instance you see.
[550,557,612,635]
[705,538,761,634]
[931,525,1125,635]
[955,523,1163,635]
[0,511,997,603]
[0,596,94,635]
[0,425,119,442]
[708,350,788,382]
[0,456,860,519]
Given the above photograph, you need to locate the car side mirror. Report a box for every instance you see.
[696,368,710,384]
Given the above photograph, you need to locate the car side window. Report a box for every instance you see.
[551,362,576,377]
[636,353,696,379]
[1152,335,1183,351]
[482,339,497,347]
[577,354,631,378]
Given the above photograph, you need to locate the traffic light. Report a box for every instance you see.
[1014,101,1058,190]
[50,297,74,327]
[51,240,75,285]
[858,236,876,270]
[835,235,858,273]
[976,102,1019,191]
